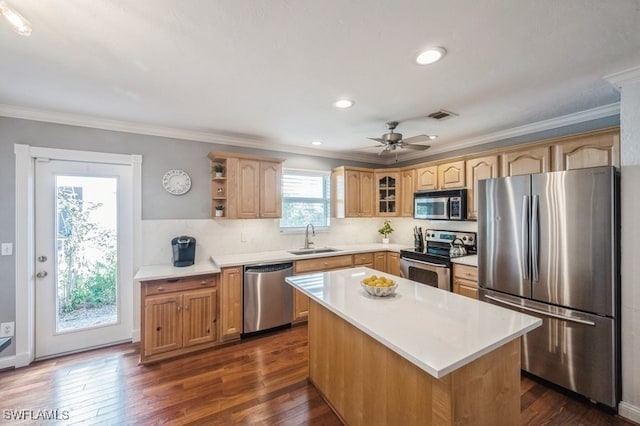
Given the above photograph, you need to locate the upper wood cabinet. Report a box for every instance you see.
[466,155,499,220]
[333,166,374,218]
[416,165,438,190]
[501,146,551,176]
[400,168,416,217]
[552,129,620,171]
[209,152,284,219]
[415,162,466,191]
[375,170,400,216]
[438,161,466,189]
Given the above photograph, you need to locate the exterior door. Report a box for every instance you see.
[34,159,133,359]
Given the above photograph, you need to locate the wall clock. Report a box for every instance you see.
[162,169,192,195]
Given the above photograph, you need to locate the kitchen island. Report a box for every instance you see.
[286,267,541,425]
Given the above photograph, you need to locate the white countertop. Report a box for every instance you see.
[451,254,478,267]
[134,261,221,281]
[286,267,541,378]
[211,243,405,268]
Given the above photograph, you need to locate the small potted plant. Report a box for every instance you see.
[215,204,224,217]
[378,219,394,244]
[213,164,224,178]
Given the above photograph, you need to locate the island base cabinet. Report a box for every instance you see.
[308,300,521,425]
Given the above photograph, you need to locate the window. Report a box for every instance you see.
[280,169,331,230]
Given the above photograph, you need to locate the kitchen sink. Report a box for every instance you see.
[287,248,341,256]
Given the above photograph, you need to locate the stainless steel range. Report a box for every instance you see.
[400,229,476,291]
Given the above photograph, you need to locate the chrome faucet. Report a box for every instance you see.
[304,223,315,249]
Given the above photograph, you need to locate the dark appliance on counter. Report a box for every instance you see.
[478,166,620,408]
[171,236,196,267]
[414,189,467,220]
[400,229,476,291]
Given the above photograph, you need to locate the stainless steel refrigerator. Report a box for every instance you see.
[478,166,619,408]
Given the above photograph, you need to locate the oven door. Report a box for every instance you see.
[399,257,451,291]
[414,196,450,220]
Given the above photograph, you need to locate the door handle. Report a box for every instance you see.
[521,196,529,280]
[485,295,596,326]
[531,195,539,283]
[36,271,48,279]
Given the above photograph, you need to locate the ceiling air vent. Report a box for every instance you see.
[426,109,458,121]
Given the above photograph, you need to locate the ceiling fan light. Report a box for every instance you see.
[334,99,354,109]
[0,1,32,36]
[416,47,446,65]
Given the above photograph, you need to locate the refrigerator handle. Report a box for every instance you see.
[532,195,539,282]
[484,295,596,326]
[521,196,529,280]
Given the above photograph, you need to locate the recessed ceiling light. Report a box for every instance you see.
[428,135,438,140]
[416,47,446,65]
[0,1,32,36]
[311,141,323,146]
[334,99,354,109]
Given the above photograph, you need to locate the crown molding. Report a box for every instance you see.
[0,102,618,167]
[605,66,640,88]
[395,103,620,163]
[0,103,386,165]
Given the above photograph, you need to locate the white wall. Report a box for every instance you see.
[608,66,640,422]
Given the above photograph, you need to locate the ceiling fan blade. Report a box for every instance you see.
[401,134,431,144]
[403,144,431,151]
[368,137,387,144]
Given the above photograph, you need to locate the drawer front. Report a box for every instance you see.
[453,264,478,281]
[143,274,218,296]
[295,255,353,274]
[353,252,374,266]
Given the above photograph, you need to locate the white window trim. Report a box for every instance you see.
[7,145,142,369]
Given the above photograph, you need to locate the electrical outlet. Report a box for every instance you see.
[1,243,12,256]
[0,322,14,337]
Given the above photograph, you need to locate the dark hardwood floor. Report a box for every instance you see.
[0,325,634,425]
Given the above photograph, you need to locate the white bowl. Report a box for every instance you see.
[361,280,398,297]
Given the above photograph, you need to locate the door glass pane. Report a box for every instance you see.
[55,175,118,333]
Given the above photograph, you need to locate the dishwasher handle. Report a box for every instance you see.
[244,262,293,274]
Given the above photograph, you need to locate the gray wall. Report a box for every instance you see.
[0,114,620,357]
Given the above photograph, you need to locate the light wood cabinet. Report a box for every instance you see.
[220,267,243,341]
[438,160,466,189]
[501,146,551,176]
[552,129,620,171]
[333,167,374,218]
[354,252,374,268]
[208,152,284,219]
[400,168,416,217]
[373,252,386,271]
[416,165,438,190]
[140,274,218,364]
[293,254,355,322]
[375,170,400,216]
[387,252,400,276]
[453,264,478,300]
[465,155,499,220]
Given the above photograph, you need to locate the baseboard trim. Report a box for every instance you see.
[619,401,640,423]
[0,355,16,370]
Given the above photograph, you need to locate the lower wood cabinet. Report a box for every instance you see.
[220,267,243,341]
[141,274,218,364]
[452,264,478,300]
[354,252,374,268]
[387,252,400,276]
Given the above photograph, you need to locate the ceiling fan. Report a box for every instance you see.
[368,121,432,155]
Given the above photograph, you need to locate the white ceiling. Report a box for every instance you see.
[1,0,639,164]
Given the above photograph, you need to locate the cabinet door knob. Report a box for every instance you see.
[156,326,162,331]
[200,280,209,285]
[157,287,165,292]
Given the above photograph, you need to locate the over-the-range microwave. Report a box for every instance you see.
[414,189,467,220]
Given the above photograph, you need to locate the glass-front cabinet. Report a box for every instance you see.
[375,171,400,216]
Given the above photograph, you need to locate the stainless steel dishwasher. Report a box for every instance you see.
[243,262,294,335]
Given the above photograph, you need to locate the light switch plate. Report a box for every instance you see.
[1,243,12,256]
[0,322,14,337]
